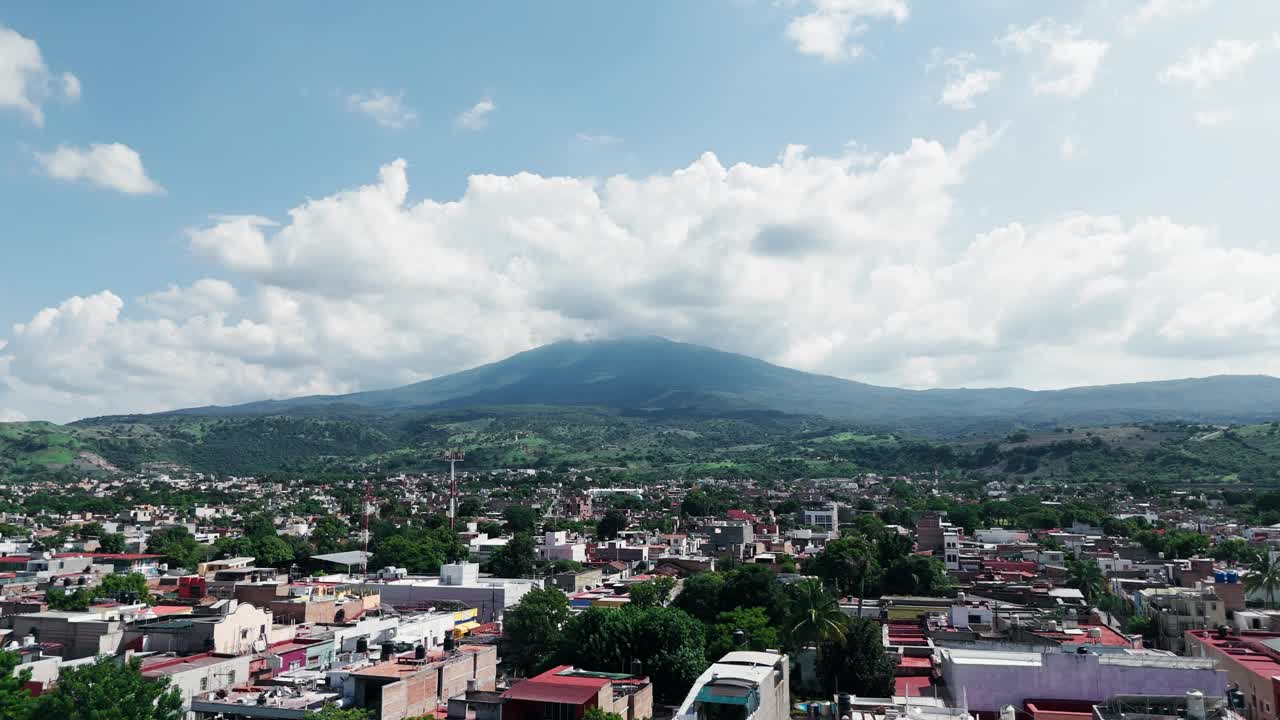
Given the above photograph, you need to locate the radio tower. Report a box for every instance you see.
[361,470,374,580]
[444,450,464,530]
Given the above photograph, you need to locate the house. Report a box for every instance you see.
[502,666,652,720]
[345,643,498,720]
[140,652,253,715]
[1185,629,1280,720]
[7,607,131,659]
[675,651,790,720]
[128,600,273,656]
[356,563,538,623]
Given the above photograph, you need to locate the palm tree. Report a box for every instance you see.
[786,578,848,693]
[1245,552,1280,608]
[1067,559,1106,604]
[786,578,847,648]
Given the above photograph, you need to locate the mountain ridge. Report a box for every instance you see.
[94,337,1280,431]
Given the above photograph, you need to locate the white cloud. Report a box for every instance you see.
[35,143,164,195]
[346,90,417,129]
[456,97,496,130]
[931,50,1000,110]
[1159,40,1261,89]
[0,23,78,125]
[139,279,240,319]
[61,71,80,102]
[1060,135,1081,159]
[576,132,621,145]
[1193,108,1236,126]
[8,126,1280,420]
[0,405,26,422]
[1123,0,1214,33]
[999,19,1109,98]
[784,0,909,62]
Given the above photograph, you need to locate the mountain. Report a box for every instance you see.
[153,337,1280,431]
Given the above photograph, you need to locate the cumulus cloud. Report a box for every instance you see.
[0,23,78,125]
[456,97,495,130]
[346,90,417,129]
[6,127,1280,421]
[1159,39,1262,89]
[1123,0,1214,33]
[35,143,164,195]
[784,0,909,62]
[999,19,1108,98]
[930,50,1000,110]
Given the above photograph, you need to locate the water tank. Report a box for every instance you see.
[1228,572,1239,584]
[381,641,396,660]
[356,637,368,654]
[957,592,967,605]
[415,644,427,660]
[1215,571,1226,583]
[1187,690,1206,720]
[1089,627,1103,639]
[444,633,455,651]
[1001,706,1017,720]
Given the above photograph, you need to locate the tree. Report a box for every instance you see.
[502,588,572,675]
[0,650,36,720]
[805,536,879,599]
[557,606,707,704]
[370,526,467,575]
[32,656,183,720]
[97,573,154,605]
[882,555,950,597]
[1066,559,1106,604]
[628,576,676,608]
[1213,539,1257,564]
[784,578,847,652]
[596,509,628,541]
[1246,552,1280,608]
[488,533,537,578]
[310,515,350,555]
[704,606,780,662]
[583,708,624,720]
[721,565,789,624]
[819,617,896,697]
[97,532,127,554]
[503,506,539,534]
[308,705,372,720]
[46,587,95,611]
[671,572,724,624]
[146,526,207,572]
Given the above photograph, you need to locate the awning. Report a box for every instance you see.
[454,621,481,637]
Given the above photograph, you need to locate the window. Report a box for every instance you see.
[241,628,249,639]
[199,677,208,691]
[968,614,984,625]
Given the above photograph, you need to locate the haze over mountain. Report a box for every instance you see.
[158,337,1280,430]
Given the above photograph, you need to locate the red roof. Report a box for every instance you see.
[894,676,933,697]
[0,556,30,563]
[503,666,608,705]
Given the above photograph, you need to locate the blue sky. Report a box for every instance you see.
[3,1,1280,421]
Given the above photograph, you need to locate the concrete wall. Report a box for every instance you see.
[210,603,272,655]
[939,651,1227,712]
[7,615,124,660]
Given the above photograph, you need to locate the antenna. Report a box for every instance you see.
[444,450,464,530]
[361,466,374,581]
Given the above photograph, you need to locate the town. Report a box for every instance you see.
[1,461,1276,720]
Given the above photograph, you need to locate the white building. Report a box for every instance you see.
[676,651,789,720]
[801,503,839,533]
[541,531,587,563]
[356,562,538,622]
